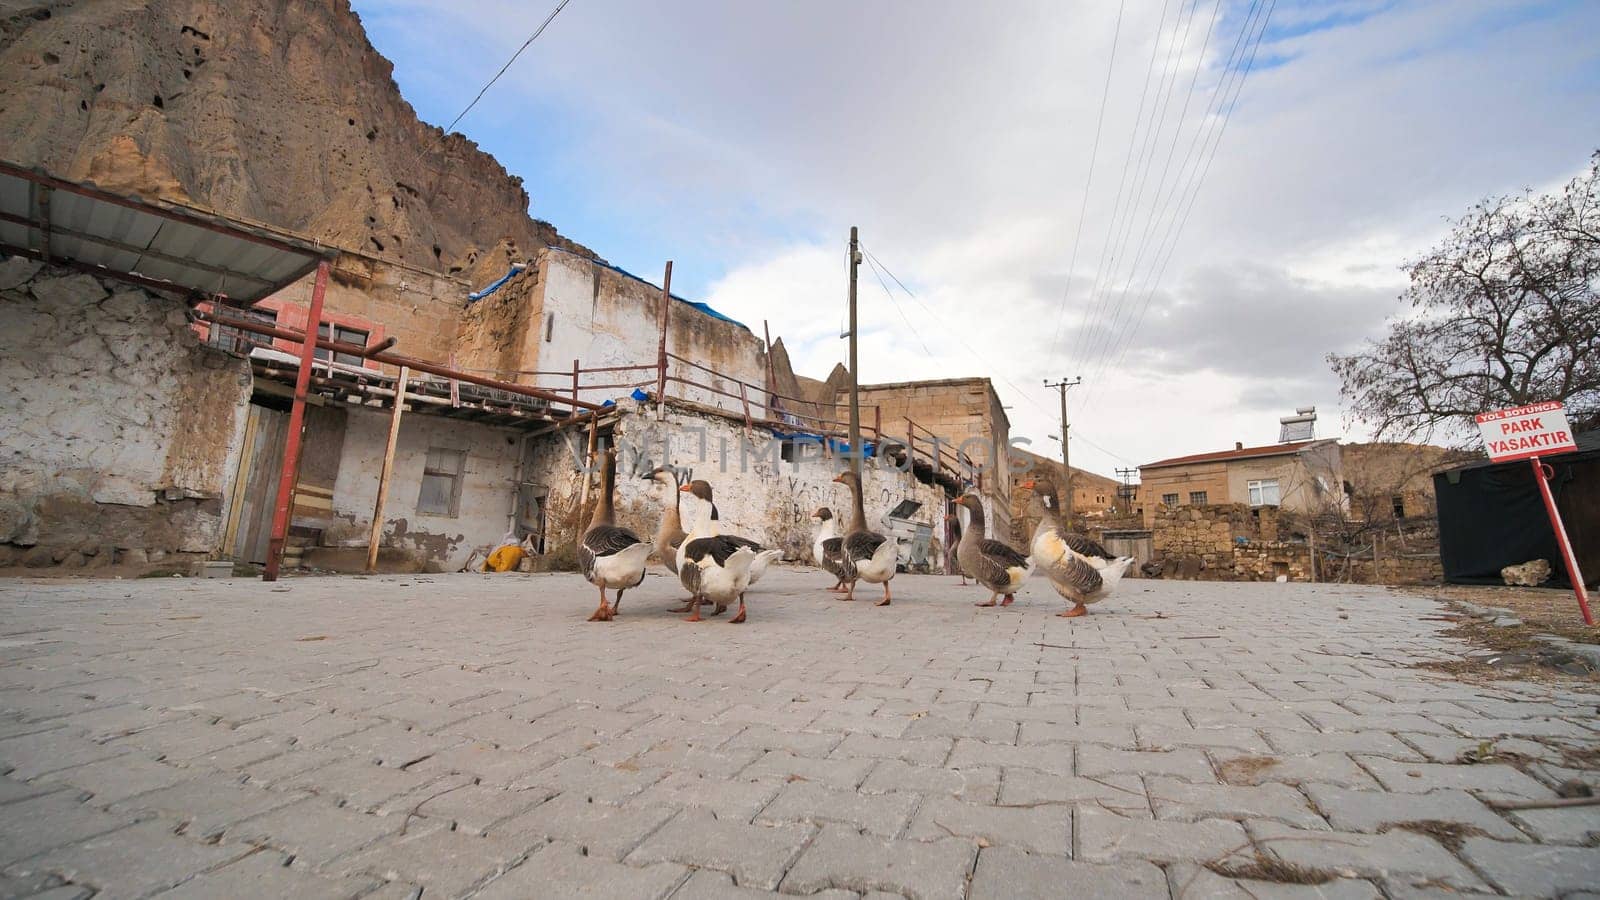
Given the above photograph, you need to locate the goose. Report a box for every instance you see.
[676,480,758,623]
[641,466,687,575]
[954,492,1033,607]
[1020,477,1135,617]
[578,448,653,622]
[831,470,898,605]
[945,511,969,585]
[810,506,853,592]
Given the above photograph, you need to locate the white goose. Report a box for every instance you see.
[676,480,758,623]
[1020,477,1134,618]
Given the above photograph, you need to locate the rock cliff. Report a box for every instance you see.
[0,0,594,283]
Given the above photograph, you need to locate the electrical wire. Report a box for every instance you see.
[861,251,934,356]
[1044,0,1127,375]
[445,0,574,133]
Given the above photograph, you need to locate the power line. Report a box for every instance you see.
[1044,0,1127,375]
[1074,0,1267,404]
[861,251,934,356]
[445,0,574,134]
[1081,0,1278,416]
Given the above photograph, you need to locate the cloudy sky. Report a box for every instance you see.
[352,0,1600,476]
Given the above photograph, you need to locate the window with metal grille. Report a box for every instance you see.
[1162,493,1179,508]
[417,448,466,517]
[1189,491,1208,506]
[1248,479,1281,507]
[314,323,369,366]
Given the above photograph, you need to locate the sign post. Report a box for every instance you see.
[1474,401,1591,626]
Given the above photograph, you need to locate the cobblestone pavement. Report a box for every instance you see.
[2,569,1598,899]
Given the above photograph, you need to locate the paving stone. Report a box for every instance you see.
[330,824,531,898]
[1148,775,1328,829]
[946,738,1075,776]
[0,872,94,900]
[780,825,975,900]
[10,820,251,900]
[311,722,461,769]
[630,743,763,777]
[109,718,256,763]
[1262,729,1421,759]
[1460,837,1600,896]
[276,758,458,812]
[756,780,918,837]
[1248,820,1488,892]
[1508,804,1600,845]
[741,750,876,791]
[402,783,554,835]
[0,773,51,806]
[859,758,1000,803]
[1164,862,1383,899]
[1302,784,1525,841]
[151,850,377,899]
[0,729,128,780]
[221,796,405,867]
[0,790,133,867]
[1017,721,1137,748]
[1356,756,1553,799]
[668,869,858,899]
[901,715,1017,743]
[473,841,688,900]
[904,795,1071,855]
[1216,753,1379,789]
[968,845,1168,900]
[1137,725,1273,754]
[1078,744,1215,782]
[406,742,555,786]
[110,777,304,840]
[629,771,783,820]
[1077,805,1249,864]
[831,732,951,766]
[721,725,843,757]
[496,791,676,861]
[627,808,813,889]
[997,769,1152,815]
[39,753,186,806]
[511,756,665,803]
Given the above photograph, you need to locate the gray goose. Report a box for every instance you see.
[1020,477,1134,618]
[810,507,854,592]
[831,470,898,605]
[954,492,1033,607]
[676,480,758,623]
[642,465,687,575]
[578,448,653,622]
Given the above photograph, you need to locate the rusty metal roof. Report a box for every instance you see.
[0,161,332,303]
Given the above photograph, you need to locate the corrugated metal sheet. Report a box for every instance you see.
[0,162,330,303]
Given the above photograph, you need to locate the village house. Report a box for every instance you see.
[1138,436,1346,528]
[0,166,991,576]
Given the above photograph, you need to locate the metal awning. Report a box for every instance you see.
[0,161,333,304]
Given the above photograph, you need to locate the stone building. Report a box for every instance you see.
[1138,439,1346,528]
[1340,441,1462,522]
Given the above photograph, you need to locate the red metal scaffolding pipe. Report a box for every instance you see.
[263,261,328,582]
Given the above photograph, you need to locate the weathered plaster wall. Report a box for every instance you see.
[327,405,522,570]
[525,401,949,570]
[0,256,253,568]
[528,250,770,413]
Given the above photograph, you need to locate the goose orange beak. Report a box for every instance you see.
[1019,479,1036,490]
[678,484,692,492]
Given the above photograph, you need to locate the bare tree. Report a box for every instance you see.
[1330,151,1600,444]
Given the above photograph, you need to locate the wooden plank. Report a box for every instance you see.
[366,366,411,574]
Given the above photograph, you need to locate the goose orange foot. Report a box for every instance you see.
[1058,603,1088,618]
[729,598,747,624]
[875,584,891,607]
[1001,594,1015,606]
[976,593,998,608]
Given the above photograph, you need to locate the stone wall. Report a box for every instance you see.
[0,256,253,569]
[1149,503,1313,582]
[523,399,950,571]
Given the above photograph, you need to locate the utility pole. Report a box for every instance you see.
[846,226,862,477]
[1044,376,1082,520]
[1115,466,1138,516]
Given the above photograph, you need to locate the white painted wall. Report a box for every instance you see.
[329,405,523,570]
[538,252,770,416]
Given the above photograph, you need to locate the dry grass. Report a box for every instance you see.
[1217,756,1279,785]
[1206,854,1338,885]
[1380,820,1490,852]
[1406,584,1599,644]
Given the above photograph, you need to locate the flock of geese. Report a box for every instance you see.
[577,447,1135,624]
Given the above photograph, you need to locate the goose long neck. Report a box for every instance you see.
[965,499,986,538]
[846,478,868,534]
[1040,487,1063,530]
[593,454,616,527]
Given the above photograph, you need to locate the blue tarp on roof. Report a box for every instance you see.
[466,264,526,303]
[774,429,877,458]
